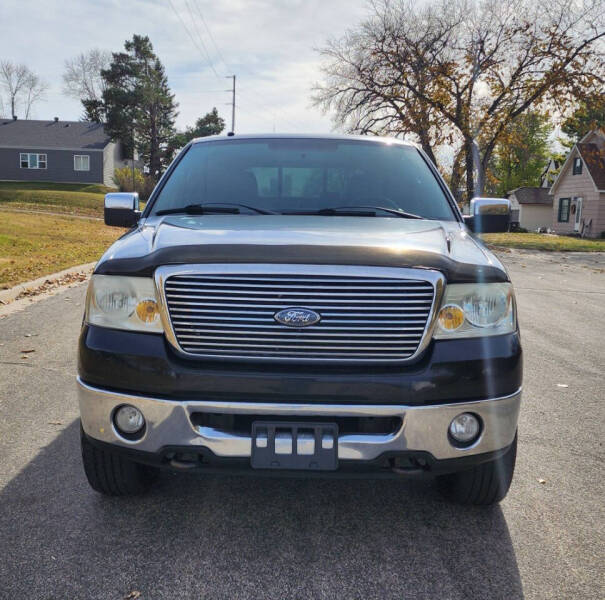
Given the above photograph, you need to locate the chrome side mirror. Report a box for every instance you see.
[104,192,140,227]
[464,198,510,233]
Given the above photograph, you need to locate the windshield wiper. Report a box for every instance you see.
[283,206,424,219]
[156,203,276,216]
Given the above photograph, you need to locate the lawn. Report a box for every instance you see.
[0,212,123,288]
[481,232,605,252]
[0,181,113,217]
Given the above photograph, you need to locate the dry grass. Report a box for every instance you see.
[0,181,109,217]
[481,232,605,252]
[0,212,123,288]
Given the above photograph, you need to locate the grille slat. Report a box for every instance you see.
[164,272,435,361]
[174,325,426,333]
[168,308,431,317]
[165,299,433,308]
[171,318,429,327]
[175,331,424,339]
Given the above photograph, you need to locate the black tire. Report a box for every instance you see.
[80,425,158,496]
[437,433,517,506]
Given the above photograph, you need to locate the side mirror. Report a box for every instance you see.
[104,192,140,227]
[464,198,510,233]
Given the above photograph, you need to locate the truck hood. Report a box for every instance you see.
[95,215,507,283]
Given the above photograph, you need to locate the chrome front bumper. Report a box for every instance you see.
[77,378,521,462]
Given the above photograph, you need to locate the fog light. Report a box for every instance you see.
[449,413,480,444]
[114,405,145,434]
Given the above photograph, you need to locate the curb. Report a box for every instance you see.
[0,262,96,305]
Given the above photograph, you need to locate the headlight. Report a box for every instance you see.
[433,283,515,339]
[85,275,163,333]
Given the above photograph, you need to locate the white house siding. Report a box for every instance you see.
[102,141,134,188]
[552,150,602,237]
[598,192,605,235]
[519,204,552,230]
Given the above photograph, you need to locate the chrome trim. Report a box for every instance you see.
[78,378,521,462]
[104,192,139,211]
[154,264,445,364]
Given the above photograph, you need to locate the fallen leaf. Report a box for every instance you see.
[21,355,28,360]
[538,478,546,484]
[48,421,62,425]
[556,383,568,388]
[124,592,142,600]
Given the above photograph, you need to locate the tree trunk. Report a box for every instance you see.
[421,141,438,167]
[417,130,438,167]
[450,149,464,202]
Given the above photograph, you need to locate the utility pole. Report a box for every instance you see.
[226,75,236,133]
[131,125,136,192]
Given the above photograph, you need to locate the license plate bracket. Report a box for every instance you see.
[251,422,338,471]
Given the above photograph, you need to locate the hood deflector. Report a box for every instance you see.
[95,243,508,283]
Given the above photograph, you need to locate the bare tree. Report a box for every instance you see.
[315,0,605,199]
[23,72,48,119]
[63,49,110,106]
[0,61,47,119]
[314,28,450,167]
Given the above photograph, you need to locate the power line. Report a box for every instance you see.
[168,0,316,132]
[192,0,228,68]
[166,0,220,79]
[182,0,221,79]
[185,1,311,132]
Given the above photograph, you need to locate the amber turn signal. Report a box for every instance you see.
[437,304,465,331]
[135,299,160,323]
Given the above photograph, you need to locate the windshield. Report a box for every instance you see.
[148,138,456,220]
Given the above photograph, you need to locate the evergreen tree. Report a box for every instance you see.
[167,107,225,159]
[188,107,225,138]
[101,35,177,178]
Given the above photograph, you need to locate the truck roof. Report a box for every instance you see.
[190,132,418,147]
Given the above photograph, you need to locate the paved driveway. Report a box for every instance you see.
[0,250,603,599]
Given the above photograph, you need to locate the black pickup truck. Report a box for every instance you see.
[78,134,521,505]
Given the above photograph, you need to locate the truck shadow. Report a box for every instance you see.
[0,420,524,599]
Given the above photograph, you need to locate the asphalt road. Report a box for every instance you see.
[1,250,603,600]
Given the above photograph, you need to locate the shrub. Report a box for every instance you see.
[112,167,155,201]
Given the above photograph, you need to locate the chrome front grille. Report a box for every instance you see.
[160,265,441,363]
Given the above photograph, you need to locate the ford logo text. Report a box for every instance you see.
[274,308,321,328]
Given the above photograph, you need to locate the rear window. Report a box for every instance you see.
[150,138,455,220]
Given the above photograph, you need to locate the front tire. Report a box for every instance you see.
[437,433,517,505]
[80,424,158,496]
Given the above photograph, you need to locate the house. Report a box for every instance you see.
[507,187,553,231]
[539,158,561,189]
[0,117,132,187]
[549,129,605,238]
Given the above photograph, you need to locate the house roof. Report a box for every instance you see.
[0,118,111,150]
[550,129,605,194]
[508,187,553,205]
[577,142,605,191]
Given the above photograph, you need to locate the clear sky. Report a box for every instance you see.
[0,0,370,133]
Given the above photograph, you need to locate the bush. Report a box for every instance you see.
[112,167,156,202]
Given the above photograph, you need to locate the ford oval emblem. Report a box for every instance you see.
[274,307,321,328]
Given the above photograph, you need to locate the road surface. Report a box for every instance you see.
[0,250,603,599]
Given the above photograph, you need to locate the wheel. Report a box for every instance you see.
[437,432,517,505]
[80,424,158,496]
